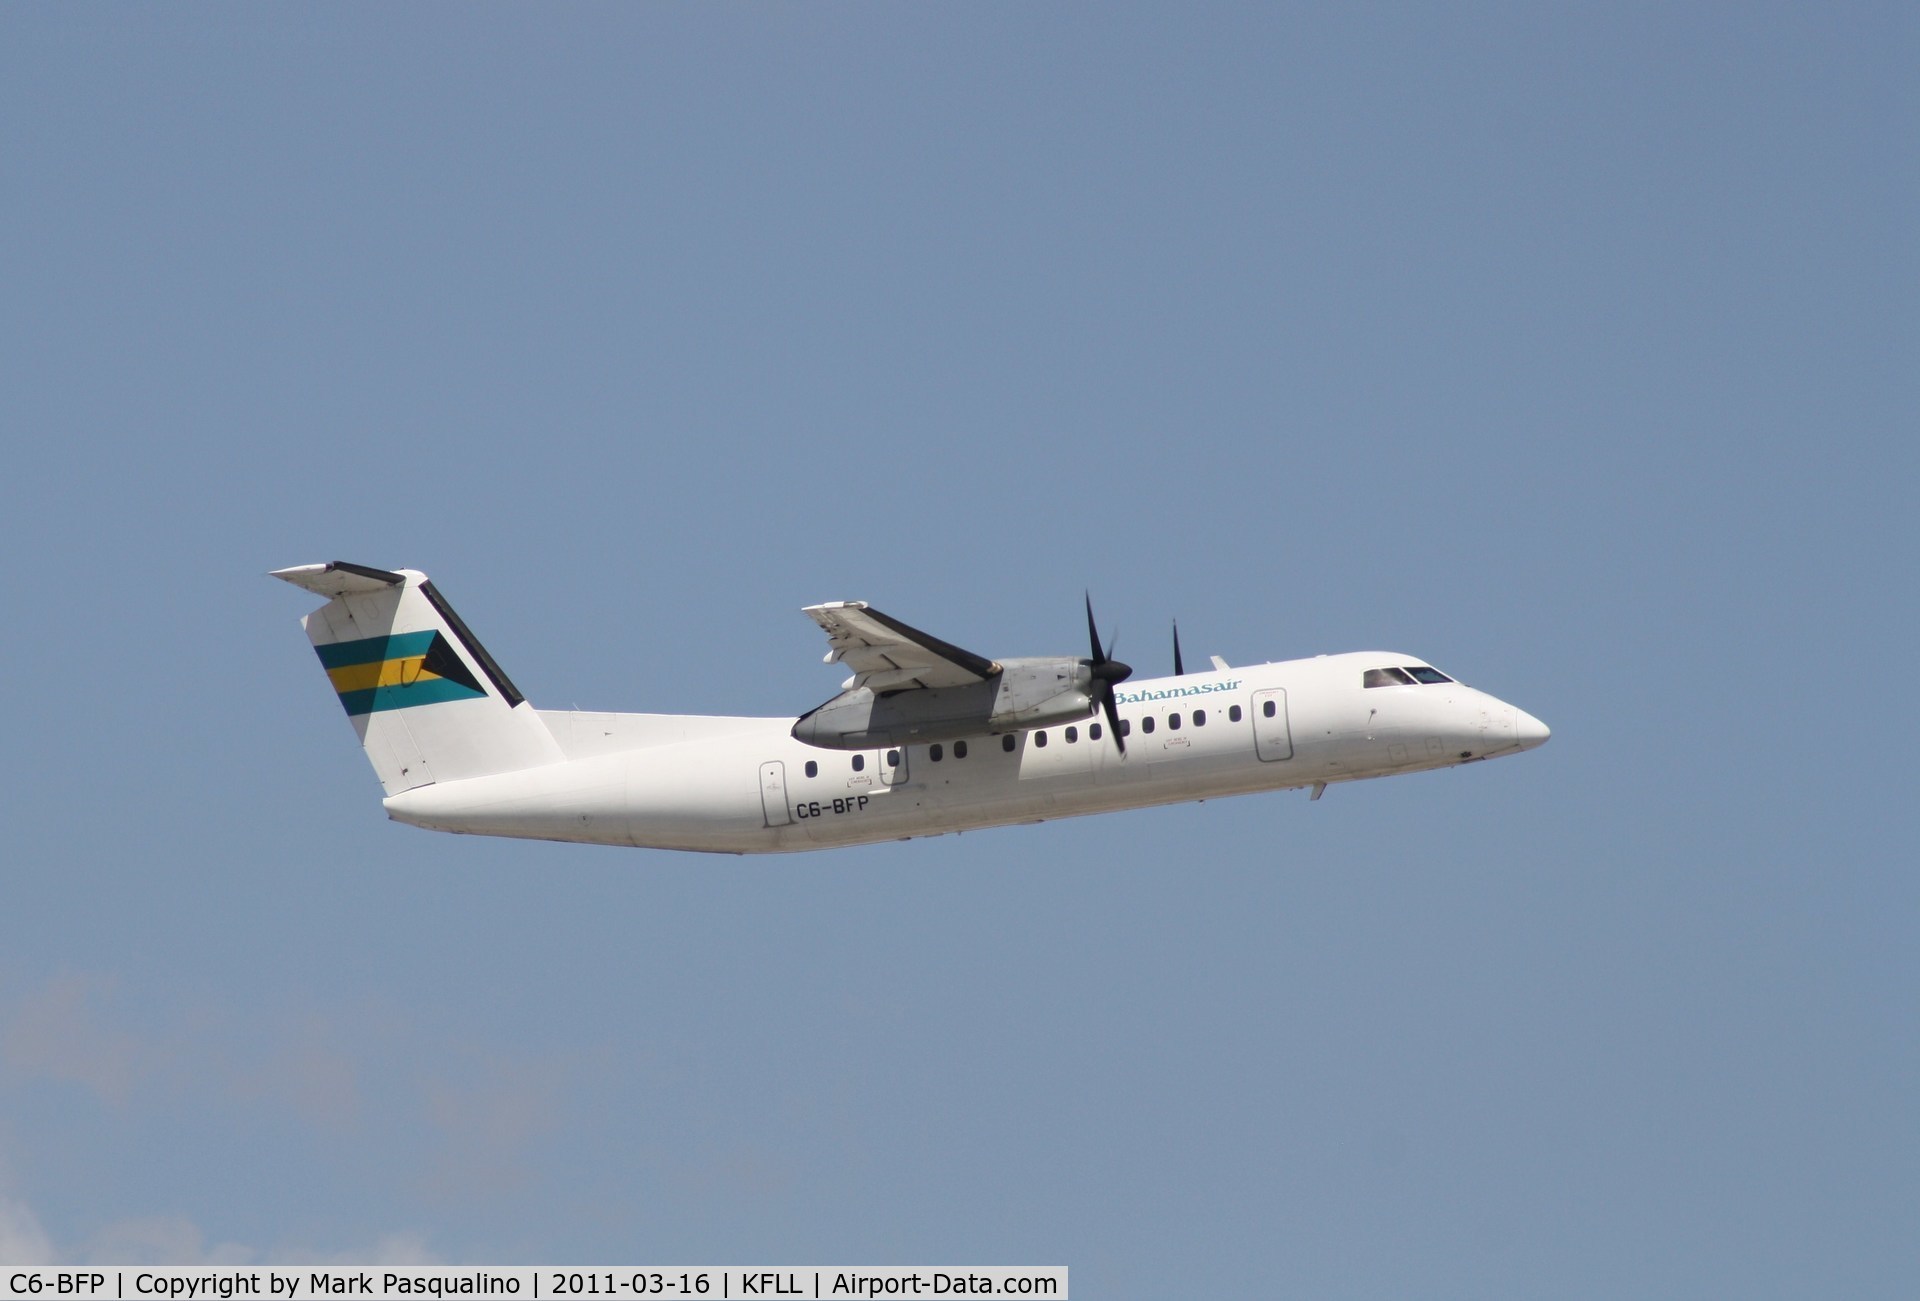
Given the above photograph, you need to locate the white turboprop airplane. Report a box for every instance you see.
[274,561,1549,854]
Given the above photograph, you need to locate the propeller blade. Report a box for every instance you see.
[1082,593,1131,754]
[1173,619,1185,676]
[1097,680,1126,755]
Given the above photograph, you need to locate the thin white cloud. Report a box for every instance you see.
[420,1056,567,1201]
[0,1191,439,1267]
[0,1196,57,1266]
[81,1215,254,1266]
[269,1232,441,1266]
[234,1033,363,1132]
[1,973,368,1130]
[0,973,590,1251]
[1,974,151,1106]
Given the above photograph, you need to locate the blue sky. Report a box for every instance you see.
[1,3,1913,1292]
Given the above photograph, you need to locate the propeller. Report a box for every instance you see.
[1172,619,1185,676]
[1084,593,1133,754]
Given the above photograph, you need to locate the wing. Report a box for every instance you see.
[803,602,1000,692]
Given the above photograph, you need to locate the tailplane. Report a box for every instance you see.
[273,562,562,795]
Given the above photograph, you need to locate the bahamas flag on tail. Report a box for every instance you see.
[273,562,562,796]
[317,629,488,716]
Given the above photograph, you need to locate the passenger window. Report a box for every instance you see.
[1364,667,1416,687]
[1065,726,1078,743]
[1193,709,1206,726]
[851,754,865,772]
[1168,713,1182,730]
[1089,723,1102,741]
[1002,734,1016,752]
[955,740,968,759]
[1034,730,1048,748]
[1262,700,1275,718]
[1229,705,1242,722]
[1406,666,1453,685]
[886,749,900,767]
[805,760,818,779]
[1118,719,1131,737]
[1141,716,1156,734]
[929,743,943,762]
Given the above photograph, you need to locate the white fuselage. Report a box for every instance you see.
[381,652,1549,854]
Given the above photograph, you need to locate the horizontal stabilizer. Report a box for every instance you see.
[271,561,405,598]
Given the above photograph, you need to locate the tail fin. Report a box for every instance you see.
[273,562,563,795]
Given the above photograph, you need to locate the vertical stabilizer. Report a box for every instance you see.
[273,562,564,795]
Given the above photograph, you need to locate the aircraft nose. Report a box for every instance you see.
[1513,707,1551,751]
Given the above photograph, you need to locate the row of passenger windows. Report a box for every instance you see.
[1115,704,1251,736]
[804,751,904,778]
[798,702,1272,777]
[1364,665,1454,688]
[1030,721,1098,747]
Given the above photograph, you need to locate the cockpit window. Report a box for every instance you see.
[1364,667,1417,688]
[1405,666,1453,685]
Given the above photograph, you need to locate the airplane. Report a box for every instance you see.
[273,561,1549,854]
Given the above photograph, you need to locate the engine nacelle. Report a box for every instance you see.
[792,656,1093,750]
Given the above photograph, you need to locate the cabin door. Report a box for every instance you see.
[759,760,792,827]
[877,744,908,787]
[1252,689,1294,761]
